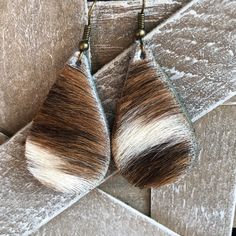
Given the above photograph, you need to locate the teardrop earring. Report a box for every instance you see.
[112,0,199,188]
[25,0,110,193]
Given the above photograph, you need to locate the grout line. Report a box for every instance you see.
[221,103,236,106]
[191,92,236,123]
[0,132,9,145]
[26,171,118,235]
[97,189,180,236]
[229,180,236,233]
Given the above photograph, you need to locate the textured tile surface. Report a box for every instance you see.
[0,0,188,134]
[0,132,8,145]
[0,0,87,134]
[0,126,114,235]
[223,95,236,106]
[0,126,77,235]
[90,0,189,72]
[100,174,150,216]
[151,105,236,236]
[1,0,236,235]
[234,211,236,228]
[34,189,179,236]
[93,0,236,128]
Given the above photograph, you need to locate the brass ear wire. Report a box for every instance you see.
[135,0,146,58]
[141,0,145,13]
[78,0,97,63]
[88,0,97,25]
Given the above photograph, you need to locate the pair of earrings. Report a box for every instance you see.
[25,0,198,193]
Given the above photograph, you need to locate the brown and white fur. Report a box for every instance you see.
[112,46,198,188]
[25,53,110,193]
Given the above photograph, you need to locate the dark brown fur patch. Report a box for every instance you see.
[120,141,192,188]
[27,63,110,184]
[112,48,198,188]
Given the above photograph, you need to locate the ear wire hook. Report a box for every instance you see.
[136,0,146,59]
[88,0,97,25]
[78,0,97,63]
[141,0,145,14]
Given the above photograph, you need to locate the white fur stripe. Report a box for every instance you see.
[25,141,99,193]
[114,114,192,167]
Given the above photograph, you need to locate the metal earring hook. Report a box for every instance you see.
[78,0,97,63]
[136,0,146,59]
[88,0,97,25]
[141,0,145,14]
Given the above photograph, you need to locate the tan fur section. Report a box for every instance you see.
[112,48,198,188]
[25,56,110,193]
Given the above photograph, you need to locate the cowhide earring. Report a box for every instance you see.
[112,0,199,188]
[25,1,110,193]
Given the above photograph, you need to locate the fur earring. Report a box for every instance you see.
[25,1,110,193]
[112,0,199,188]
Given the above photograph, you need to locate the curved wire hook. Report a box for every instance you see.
[141,0,145,14]
[139,0,146,58]
[88,0,97,25]
[77,0,97,64]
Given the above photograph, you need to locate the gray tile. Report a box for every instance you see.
[0,126,114,235]
[94,0,236,129]
[151,105,236,236]
[89,0,189,72]
[0,132,8,145]
[34,189,179,236]
[0,0,87,134]
[100,174,150,216]
[1,0,236,234]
